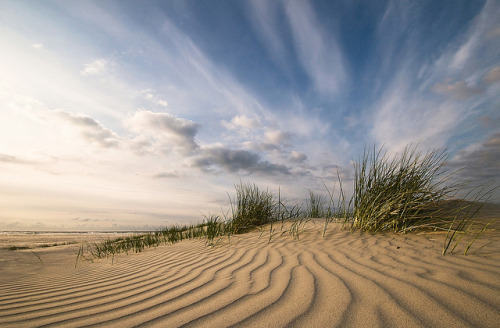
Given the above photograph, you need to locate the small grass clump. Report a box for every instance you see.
[6,246,31,251]
[203,214,233,247]
[305,190,326,218]
[6,242,76,250]
[229,182,277,234]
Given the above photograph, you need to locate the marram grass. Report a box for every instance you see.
[229,182,276,233]
[337,144,495,255]
[348,145,456,233]
[76,144,495,263]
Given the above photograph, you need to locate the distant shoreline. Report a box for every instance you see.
[0,231,138,250]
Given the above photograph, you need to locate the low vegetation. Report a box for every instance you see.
[76,222,228,264]
[347,145,461,233]
[76,144,495,263]
[339,145,494,255]
[229,182,276,233]
[5,241,76,251]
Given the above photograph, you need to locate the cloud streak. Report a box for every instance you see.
[52,110,119,148]
[0,153,33,165]
[284,0,346,97]
[368,0,500,158]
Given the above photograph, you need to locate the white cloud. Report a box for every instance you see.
[125,109,200,153]
[32,43,43,49]
[142,91,168,107]
[290,151,307,163]
[222,115,260,130]
[265,129,291,146]
[81,58,108,76]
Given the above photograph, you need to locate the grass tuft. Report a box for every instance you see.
[347,145,460,233]
[230,182,276,234]
[305,190,326,218]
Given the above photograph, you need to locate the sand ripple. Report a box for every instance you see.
[1,222,499,327]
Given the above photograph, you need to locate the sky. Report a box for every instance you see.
[1,0,499,231]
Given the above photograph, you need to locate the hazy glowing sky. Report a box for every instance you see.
[1,0,499,231]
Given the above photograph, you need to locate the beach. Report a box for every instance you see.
[1,219,499,328]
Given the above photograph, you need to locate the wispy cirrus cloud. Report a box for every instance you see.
[241,128,293,155]
[370,67,464,155]
[369,0,499,157]
[284,0,346,97]
[442,0,499,75]
[245,0,288,69]
[140,90,169,108]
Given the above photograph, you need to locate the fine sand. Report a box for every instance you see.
[0,220,499,327]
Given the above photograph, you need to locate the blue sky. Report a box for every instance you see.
[1,0,499,231]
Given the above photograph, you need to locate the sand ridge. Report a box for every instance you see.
[0,221,499,327]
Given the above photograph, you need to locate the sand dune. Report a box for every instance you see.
[1,221,499,327]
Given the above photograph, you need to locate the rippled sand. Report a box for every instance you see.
[0,220,499,327]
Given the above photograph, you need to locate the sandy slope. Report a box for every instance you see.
[0,221,499,327]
